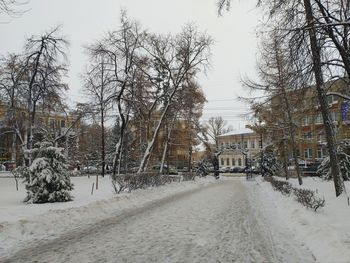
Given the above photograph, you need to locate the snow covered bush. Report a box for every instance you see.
[260,145,281,176]
[265,177,325,211]
[182,172,196,181]
[265,176,292,195]
[112,173,183,194]
[22,140,74,203]
[317,141,350,181]
[293,188,325,212]
[195,160,209,177]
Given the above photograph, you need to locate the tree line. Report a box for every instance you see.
[0,10,214,191]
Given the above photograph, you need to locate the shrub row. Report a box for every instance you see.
[264,177,325,211]
[112,173,195,194]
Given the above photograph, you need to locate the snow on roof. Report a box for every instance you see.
[218,127,254,137]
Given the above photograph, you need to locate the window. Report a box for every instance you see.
[226,158,230,166]
[49,118,55,129]
[221,158,224,166]
[316,132,325,142]
[327,95,338,104]
[312,97,320,107]
[302,116,310,126]
[60,120,66,128]
[303,131,312,140]
[238,158,242,166]
[225,142,229,149]
[232,158,235,166]
[237,142,241,149]
[244,141,248,149]
[330,111,339,122]
[250,140,255,149]
[317,148,327,159]
[315,113,323,124]
[304,148,313,159]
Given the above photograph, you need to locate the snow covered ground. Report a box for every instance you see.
[1,175,350,262]
[251,176,350,263]
[0,175,217,259]
[1,177,315,263]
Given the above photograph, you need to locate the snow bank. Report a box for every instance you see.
[248,176,350,263]
[0,175,216,258]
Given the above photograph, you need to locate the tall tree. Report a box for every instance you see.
[0,54,25,164]
[217,0,346,196]
[22,26,69,165]
[136,24,212,173]
[83,46,114,182]
[205,116,232,149]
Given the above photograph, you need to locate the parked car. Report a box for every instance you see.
[243,166,260,174]
[207,166,215,173]
[230,167,240,173]
[151,165,178,175]
[83,166,98,171]
[219,166,230,173]
[299,161,321,176]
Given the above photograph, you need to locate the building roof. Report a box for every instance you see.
[218,127,254,137]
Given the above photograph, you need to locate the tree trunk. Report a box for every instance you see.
[160,116,176,174]
[137,100,172,173]
[303,0,346,196]
[273,36,303,184]
[112,106,129,179]
[282,137,289,180]
[101,109,105,179]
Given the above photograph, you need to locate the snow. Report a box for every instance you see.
[249,176,350,263]
[218,127,254,137]
[1,174,350,262]
[0,175,217,259]
[1,177,314,262]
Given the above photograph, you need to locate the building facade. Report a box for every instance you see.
[217,128,264,168]
[0,102,79,170]
[270,78,350,163]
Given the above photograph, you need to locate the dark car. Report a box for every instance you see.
[230,167,240,173]
[299,162,321,176]
[230,167,245,173]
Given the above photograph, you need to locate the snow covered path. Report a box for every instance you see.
[2,179,315,263]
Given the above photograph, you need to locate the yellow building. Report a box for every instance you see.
[217,127,264,168]
[129,114,197,170]
[0,102,79,169]
[270,78,350,162]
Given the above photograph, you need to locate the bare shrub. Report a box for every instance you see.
[181,172,196,181]
[112,173,183,194]
[293,188,325,212]
[265,177,292,196]
[265,177,325,211]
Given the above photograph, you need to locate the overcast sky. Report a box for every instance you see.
[0,0,261,129]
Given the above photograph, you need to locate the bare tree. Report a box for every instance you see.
[217,0,346,196]
[303,0,345,196]
[0,0,27,16]
[83,46,114,183]
[86,11,143,180]
[0,54,25,164]
[22,26,69,165]
[136,24,212,173]
[205,116,232,149]
[243,31,304,184]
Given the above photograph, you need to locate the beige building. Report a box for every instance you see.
[270,78,350,163]
[217,128,264,168]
